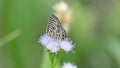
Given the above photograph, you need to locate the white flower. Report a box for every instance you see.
[60,38,74,52]
[62,62,77,68]
[38,34,74,53]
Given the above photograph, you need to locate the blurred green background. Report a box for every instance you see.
[0,0,120,68]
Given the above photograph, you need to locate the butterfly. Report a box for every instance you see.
[46,14,66,40]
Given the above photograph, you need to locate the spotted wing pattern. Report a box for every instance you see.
[46,14,66,40]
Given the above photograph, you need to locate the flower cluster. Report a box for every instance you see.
[39,34,74,53]
[62,62,77,68]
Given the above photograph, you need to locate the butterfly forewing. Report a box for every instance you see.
[46,14,66,40]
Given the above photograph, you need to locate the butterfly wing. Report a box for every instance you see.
[46,14,66,40]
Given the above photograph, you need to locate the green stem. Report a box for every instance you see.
[48,50,65,68]
[49,52,55,68]
[55,50,65,66]
[51,63,55,68]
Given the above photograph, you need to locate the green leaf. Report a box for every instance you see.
[0,29,21,47]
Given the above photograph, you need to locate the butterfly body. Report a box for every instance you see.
[46,14,66,40]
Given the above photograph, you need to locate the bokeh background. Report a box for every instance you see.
[0,0,120,68]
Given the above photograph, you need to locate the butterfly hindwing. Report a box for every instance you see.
[46,14,66,40]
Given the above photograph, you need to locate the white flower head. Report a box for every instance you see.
[38,34,74,53]
[60,38,74,52]
[62,62,77,68]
